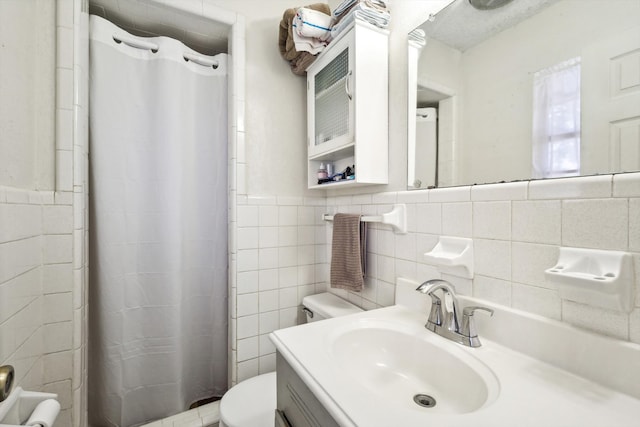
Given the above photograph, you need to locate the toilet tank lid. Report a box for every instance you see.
[302,292,363,318]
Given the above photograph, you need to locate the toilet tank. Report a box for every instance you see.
[302,292,363,322]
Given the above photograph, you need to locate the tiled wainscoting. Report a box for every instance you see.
[231,196,329,383]
[324,173,640,343]
[0,188,75,426]
[229,173,640,391]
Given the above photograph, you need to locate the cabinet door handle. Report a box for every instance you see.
[344,70,353,100]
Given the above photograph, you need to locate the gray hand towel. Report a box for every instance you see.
[330,213,367,292]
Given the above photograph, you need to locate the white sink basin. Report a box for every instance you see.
[271,299,640,427]
[330,322,499,414]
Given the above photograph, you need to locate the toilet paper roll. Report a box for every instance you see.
[25,399,61,427]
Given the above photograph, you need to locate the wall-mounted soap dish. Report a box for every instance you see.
[545,247,635,313]
[424,236,474,279]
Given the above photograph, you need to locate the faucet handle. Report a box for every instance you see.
[416,280,460,332]
[463,306,494,317]
[460,306,493,346]
[426,293,443,329]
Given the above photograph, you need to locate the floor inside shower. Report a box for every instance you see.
[190,395,223,409]
[140,401,220,427]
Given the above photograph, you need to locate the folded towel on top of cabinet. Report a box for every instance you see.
[330,0,390,39]
[278,3,331,75]
[290,51,318,75]
[292,20,328,55]
[294,7,333,41]
[333,0,387,18]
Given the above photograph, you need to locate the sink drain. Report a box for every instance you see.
[413,394,437,408]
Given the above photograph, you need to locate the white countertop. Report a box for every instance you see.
[270,304,640,427]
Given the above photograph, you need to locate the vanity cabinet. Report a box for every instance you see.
[306,20,389,189]
[275,352,340,427]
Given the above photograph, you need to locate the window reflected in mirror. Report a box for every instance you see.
[532,57,581,179]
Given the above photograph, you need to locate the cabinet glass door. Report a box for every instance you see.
[314,48,351,147]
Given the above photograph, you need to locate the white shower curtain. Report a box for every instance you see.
[88,16,228,427]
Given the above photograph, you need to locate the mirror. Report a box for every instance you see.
[407,0,640,189]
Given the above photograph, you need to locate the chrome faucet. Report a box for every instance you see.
[416,279,493,347]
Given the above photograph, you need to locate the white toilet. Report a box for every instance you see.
[219,292,363,427]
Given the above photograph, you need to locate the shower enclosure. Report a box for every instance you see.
[88,15,228,426]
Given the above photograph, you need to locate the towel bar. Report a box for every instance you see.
[322,204,406,234]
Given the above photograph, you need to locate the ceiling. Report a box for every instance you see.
[417,0,561,51]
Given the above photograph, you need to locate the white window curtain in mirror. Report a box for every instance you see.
[532,57,581,179]
[88,16,227,427]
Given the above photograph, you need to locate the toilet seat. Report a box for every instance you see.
[220,372,276,427]
[221,294,363,427]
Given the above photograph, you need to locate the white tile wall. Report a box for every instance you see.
[473,201,511,240]
[613,172,640,197]
[528,175,612,200]
[237,358,259,382]
[470,181,528,201]
[441,202,472,237]
[259,269,278,291]
[230,197,327,384]
[511,243,558,289]
[630,199,640,252]
[474,239,511,280]
[322,173,640,346]
[561,199,628,250]
[630,309,640,343]
[473,275,512,306]
[511,282,561,320]
[427,186,470,202]
[0,187,75,421]
[562,300,629,340]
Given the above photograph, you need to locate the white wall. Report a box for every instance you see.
[0,0,56,190]
[0,1,81,426]
[417,38,462,95]
[206,0,312,198]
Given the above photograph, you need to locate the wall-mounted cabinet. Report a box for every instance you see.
[306,20,389,189]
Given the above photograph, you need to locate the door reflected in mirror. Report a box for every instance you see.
[407,0,640,189]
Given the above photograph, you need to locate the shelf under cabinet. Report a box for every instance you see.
[308,179,358,189]
[309,142,354,162]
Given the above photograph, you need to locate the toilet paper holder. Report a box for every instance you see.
[0,366,60,427]
[0,366,14,403]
